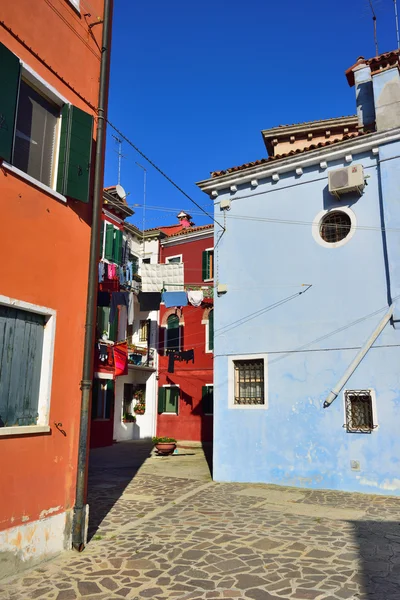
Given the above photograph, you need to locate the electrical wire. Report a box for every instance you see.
[105,119,225,232]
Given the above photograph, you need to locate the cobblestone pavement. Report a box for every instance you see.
[1,442,400,600]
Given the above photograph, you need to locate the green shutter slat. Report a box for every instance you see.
[56,104,93,203]
[202,251,208,281]
[105,224,114,261]
[158,387,166,414]
[99,220,104,259]
[0,42,21,163]
[209,309,214,352]
[115,229,123,265]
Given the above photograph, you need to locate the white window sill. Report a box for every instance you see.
[161,412,179,416]
[0,425,51,437]
[2,162,67,204]
[203,279,214,283]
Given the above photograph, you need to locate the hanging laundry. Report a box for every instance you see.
[98,262,105,283]
[141,263,184,292]
[161,291,188,308]
[119,266,126,285]
[97,291,110,307]
[128,292,134,325]
[138,292,161,312]
[114,342,128,376]
[167,349,195,373]
[187,290,204,307]
[110,291,129,323]
[107,263,117,279]
[98,343,108,362]
[126,261,133,284]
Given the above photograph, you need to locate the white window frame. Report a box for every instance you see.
[203,309,213,354]
[203,247,214,282]
[93,380,111,421]
[100,219,122,264]
[161,384,180,415]
[165,254,183,264]
[228,353,268,410]
[312,207,357,249]
[2,60,68,204]
[0,295,56,437]
[68,0,81,11]
[204,383,214,416]
[343,388,378,433]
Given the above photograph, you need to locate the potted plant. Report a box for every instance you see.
[152,436,177,455]
[133,389,146,415]
[123,413,136,423]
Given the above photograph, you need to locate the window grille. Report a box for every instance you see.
[234,359,264,405]
[344,390,375,433]
[320,211,351,243]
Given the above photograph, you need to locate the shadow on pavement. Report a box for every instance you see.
[87,440,152,541]
[202,441,213,479]
[353,520,400,599]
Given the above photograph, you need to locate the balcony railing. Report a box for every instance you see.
[128,345,155,369]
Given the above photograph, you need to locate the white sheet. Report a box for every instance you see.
[141,263,184,292]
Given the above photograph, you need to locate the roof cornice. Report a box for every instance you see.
[161,229,214,246]
[197,128,400,194]
[261,116,358,139]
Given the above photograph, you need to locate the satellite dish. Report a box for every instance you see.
[115,184,126,199]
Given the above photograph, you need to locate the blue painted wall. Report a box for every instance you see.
[213,143,400,495]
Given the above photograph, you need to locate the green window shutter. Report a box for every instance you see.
[105,224,114,261]
[209,309,214,352]
[0,42,21,163]
[165,387,179,414]
[56,104,93,203]
[105,379,114,419]
[202,250,208,281]
[99,220,104,258]
[158,387,166,413]
[114,229,123,265]
[97,306,109,338]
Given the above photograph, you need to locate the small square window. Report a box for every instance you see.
[234,359,264,405]
[139,320,149,342]
[166,255,182,264]
[344,390,375,433]
[202,250,214,281]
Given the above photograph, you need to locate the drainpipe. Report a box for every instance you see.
[323,304,394,408]
[72,0,113,552]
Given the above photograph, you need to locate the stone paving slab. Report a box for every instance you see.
[1,443,400,600]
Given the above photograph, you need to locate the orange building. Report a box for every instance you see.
[0,0,112,577]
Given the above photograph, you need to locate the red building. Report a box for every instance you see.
[157,217,214,442]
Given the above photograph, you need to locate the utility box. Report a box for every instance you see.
[328,165,365,198]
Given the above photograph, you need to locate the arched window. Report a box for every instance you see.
[208,309,214,353]
[166,314,180,351]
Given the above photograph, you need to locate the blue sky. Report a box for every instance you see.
[104,0,399,229]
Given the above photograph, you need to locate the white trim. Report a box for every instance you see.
[94,372,114,380]
[161,384,180,415]
[0,295,56,433]
[103,209,124,224]
[0,425,51,437]
[165,254,183,264]
[197,128,400,193]
[228,353,268,410]
[205,308,213,354]
[2,162,67,204]
[161,230,214,246]
[203,383,214,415]
[67,0,81,12]
[21,61,69,107]
[343,388,378,432]
[312,206,357,249]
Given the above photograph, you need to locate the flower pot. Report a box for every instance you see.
[134,410,145,415]
[155,442,176,455]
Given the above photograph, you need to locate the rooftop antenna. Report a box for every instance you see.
[368,0,379,56]
[394,0,400,49]
[136,162,147,259]
[112,134,126,185]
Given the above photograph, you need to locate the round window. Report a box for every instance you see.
[320,211,352,244]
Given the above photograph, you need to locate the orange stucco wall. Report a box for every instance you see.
[0,0,106,533]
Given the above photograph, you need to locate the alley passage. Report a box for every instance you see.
[2,441,400,600]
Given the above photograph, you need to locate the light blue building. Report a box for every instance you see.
[197,50,400,495]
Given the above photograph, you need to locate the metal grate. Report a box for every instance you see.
[320,211,351,243]
[234,359,264,405]
[344,390,375,433]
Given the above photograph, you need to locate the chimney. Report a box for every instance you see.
[371,61,400,131]
[177,211,194,228]
[352,59,376,131]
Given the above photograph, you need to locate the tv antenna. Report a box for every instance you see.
[112,134,126,185]
[368,0,379,56]
[394,0,400,49]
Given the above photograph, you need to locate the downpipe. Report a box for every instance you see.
[324,303,394,408]
[72,0,113,551]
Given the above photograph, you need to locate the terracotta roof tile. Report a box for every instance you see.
[211,132,366,178]
[167,224,214,238]
[346,49,400,87]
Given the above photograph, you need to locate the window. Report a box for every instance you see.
[234,359,265,405]
[166,255,182,264]
[92,379,114,420]
[14,80,60,187]
[123,383,134,416]
[344,390,375,433]
[139,319,150,342]
[166,314,181,351]
[158,386,179,414]
[0,298,56,434]
[68,0,80,10]
[102,223,123,265]
[202,385,213,415]
[142,258,151,264]
[202,249,214,281]
[130,254,139,275]
[97,306,117,342]
[0,42,93,203]
[207,309,214,353]
[320,211,351,244]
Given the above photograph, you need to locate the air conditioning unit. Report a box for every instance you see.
[328,165,365,198]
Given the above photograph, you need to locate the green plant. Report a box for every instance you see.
[123,413,136,423]
[152,436,177,444]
